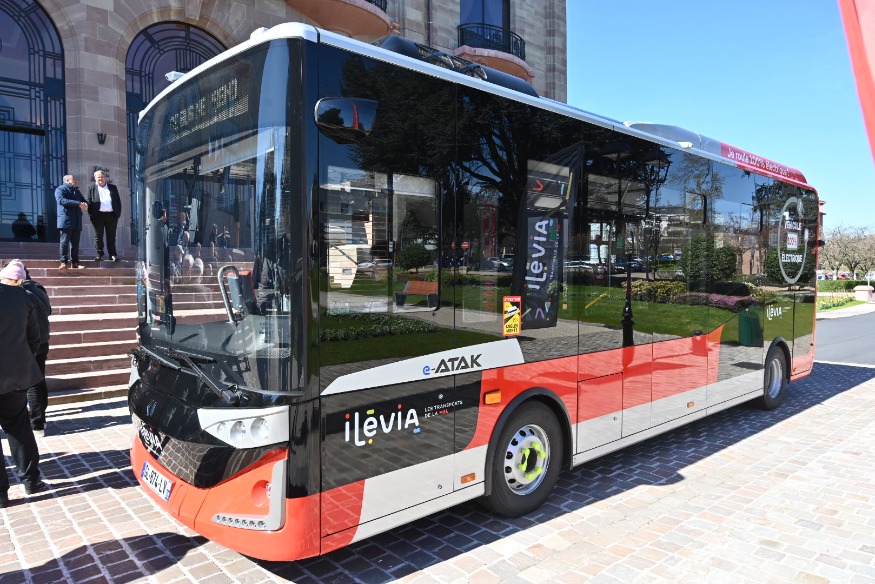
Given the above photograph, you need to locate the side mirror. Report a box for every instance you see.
[315,98,377,143]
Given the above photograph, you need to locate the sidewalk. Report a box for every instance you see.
[816,300,875,319]
[5,362,875,582]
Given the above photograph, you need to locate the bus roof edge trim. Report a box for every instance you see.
[625,121,811,188]
[138,23,319,122]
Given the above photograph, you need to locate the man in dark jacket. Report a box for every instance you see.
[86,170,123,262]
[55,174,89,269]
[0,259,47,507]
[22,265,52,437]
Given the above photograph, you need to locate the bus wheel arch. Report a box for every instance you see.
[479,390,570,517]
[757,339,790,410]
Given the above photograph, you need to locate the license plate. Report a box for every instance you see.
[141,460,173,501]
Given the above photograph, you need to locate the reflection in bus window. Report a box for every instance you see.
[321,169,439,314]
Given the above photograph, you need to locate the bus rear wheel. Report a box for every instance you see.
[481,401,562,517]
[758,347,788,410]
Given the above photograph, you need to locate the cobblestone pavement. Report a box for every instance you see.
[2,361,875,583]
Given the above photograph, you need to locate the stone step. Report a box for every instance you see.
[51,298,225,315]
[50,340,135,360]
[47,354,131,375]
[47,384,129,406]
[49,313,137,332]
[50,293,138,306]
[46,285,134,297]
[51,328,135,345]
[47,368,130,392]
[27,263,134,276]
[53,303,134,315]
[37,275,137,287]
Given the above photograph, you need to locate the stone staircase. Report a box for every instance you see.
[1,247,138,405]
[3,244,235,405]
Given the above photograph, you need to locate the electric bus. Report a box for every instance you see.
[129,23,819,561]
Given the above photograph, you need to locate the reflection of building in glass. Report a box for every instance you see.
[0,0,566,255]
[323,169,438,289]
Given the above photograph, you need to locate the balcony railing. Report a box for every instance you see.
[365,0,387,10]
[457,23,526,61]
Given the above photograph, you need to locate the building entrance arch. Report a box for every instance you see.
[126,22,225,244]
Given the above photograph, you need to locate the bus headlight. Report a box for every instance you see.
[251,417,271,441]
[198,406,289,448]
[230,421,248,444]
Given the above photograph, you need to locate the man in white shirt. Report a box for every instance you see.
[86,170,122,261]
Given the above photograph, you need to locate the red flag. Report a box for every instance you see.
[839,0,875,161]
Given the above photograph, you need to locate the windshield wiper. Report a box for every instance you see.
[141,345,241,405]
[176,352,242,406]
[136,345,181,371]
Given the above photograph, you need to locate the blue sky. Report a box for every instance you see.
[566,1,874,232]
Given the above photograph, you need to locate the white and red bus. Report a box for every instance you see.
[129,23,819,561]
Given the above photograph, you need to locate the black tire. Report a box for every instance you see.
[480,401,563,517]
[757,347,788,410]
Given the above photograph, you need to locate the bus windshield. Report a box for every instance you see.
[134,42,304,395]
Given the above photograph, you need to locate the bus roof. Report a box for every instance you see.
[140,22,814,191]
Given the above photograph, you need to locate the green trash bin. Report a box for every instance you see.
[738,307,763,347]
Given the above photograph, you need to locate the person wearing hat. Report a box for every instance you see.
[0,259,47,508]
[54,174,89,269]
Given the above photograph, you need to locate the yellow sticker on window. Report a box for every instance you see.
[503,295,522,336]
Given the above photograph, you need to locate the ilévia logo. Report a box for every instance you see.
[344,403,421,446]
[766,305,791,321]
[421,353,482,376]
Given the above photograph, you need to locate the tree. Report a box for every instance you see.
[397,242,431,273]
[680,235,736,283]
[857,231,875,282]
[821,225,866,278]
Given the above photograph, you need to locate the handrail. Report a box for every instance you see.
[457,23,526,61]
[364,0,387,11]
[218,264,242,323]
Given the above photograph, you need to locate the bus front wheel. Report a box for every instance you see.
[481,401,562,517]
[758,347,788,410]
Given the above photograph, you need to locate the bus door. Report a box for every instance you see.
[577,145,660,444]
[316,164,455,539]
[650,158,710,424]
[316,65,456,542]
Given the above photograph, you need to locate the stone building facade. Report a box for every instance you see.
[0,0,566,258]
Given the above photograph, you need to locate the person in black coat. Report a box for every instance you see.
[22,265,52,436]
[55,174,89,269]
[0,259,47,507]
[12,213,36,240]
[86,170,123,262]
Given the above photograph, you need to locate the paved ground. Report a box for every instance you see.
[815,300,875,320]
[3,315,875,582]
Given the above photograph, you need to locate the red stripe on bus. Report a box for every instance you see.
[466,329,725,450]
[321,480,366,537]
[719,142,809,187]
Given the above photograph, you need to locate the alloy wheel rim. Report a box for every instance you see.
[502,423,550,496]
[767,357,784,399]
